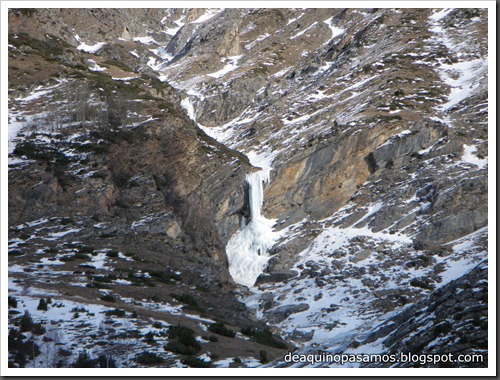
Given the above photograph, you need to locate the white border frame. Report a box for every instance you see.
[1,1,496,377]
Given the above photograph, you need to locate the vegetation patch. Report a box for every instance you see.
[170,293,203,312]
[208,321,236,338]
[165,325,201,355]
[100,294,116,303]
[13,141,70,164]
[101,59,134,72]
[135,351,166,365]
[181,356,212,368]
[150,271,181,284]
[105,308,126,317]
[8,296,18,308]
[241,327,287,349]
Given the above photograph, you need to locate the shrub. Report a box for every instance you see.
[8,296,17,308]
[37,298,48,311]
[72,350,98,368]
[60,217,74,225]
[152,321,164,329]
[170,292,203,312]
[144,331,156,345]
[100,294,116,303]
[202,335,218,342]
[136,351,165,365]
[181,356,212,368]
[77,245,94,253]
[9,250,24,257]
[106,251,119,258]
[128,273,155,287]
[150,271,180,284]
[19,311,34,332]
[259,350,268,364]
[93,274,117,283]
[73,253,90,260]
[105,308,125,317]
[31,323,46,336]
[208,321,236,338]
[60,255,75,262]
[87,282,112,289]
[165,325,201,355]
[10,334,40,365]
[165,341,197,355]
[241,327,287,349]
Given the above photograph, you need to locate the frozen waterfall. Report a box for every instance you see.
[226,170,279,287]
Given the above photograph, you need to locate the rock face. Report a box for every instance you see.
[8,9,167,45]
[7,7,488,369]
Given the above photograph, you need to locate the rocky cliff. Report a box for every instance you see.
[7,7,489,370]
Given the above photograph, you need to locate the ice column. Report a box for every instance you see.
[226,170,278,287]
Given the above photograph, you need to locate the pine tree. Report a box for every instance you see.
[37,298,48,311]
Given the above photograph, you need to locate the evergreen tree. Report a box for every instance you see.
[37,298,48,311]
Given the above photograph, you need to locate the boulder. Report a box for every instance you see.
[264,303,310,324]
[255,271,298,286]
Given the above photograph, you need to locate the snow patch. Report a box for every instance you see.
[438,58,488,111]
[133,36,156,44]
[77,42,106,54]
[461,144,487,169]
[190,8,223,24]
[323,17,345,45]
[87,59,106,72]
[429,8,454,21]
[207,55,243,79]
[291,22,318,40]
[245,33,270,50]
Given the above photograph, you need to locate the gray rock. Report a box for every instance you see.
[288,329,315,342]
[350,249,372,263]
[255,271,298,286]
[264,303,310,324]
